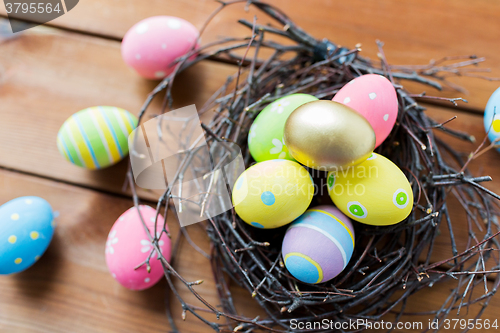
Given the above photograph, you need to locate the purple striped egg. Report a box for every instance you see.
[282,205,355,284]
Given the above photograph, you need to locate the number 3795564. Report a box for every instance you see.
[443,319,498,330]
[5,2,62,14]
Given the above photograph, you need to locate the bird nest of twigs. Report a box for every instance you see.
[129,1,500,332]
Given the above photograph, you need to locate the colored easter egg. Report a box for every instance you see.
[121,16,199,79]
[0,196,55,275]
[282,205,355,284]
[57,106,138,170]
[232,160,314,229]
[484,87,500,152]
[248,94,318,162]
[333,74,398,148]
[105,205,172,291]
[328,153,413,226]
[284,100,375,171]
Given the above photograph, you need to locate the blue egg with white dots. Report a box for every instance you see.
[0,196,55,275]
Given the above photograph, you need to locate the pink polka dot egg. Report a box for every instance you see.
[282,205,355,284]
[333,74,398,148]
[105,205,171,290]
[121,16,199,79]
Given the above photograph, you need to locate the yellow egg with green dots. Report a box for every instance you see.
[327,153,413,226]
[232,159,315,229]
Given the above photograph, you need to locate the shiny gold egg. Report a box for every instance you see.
[283,100,376,171]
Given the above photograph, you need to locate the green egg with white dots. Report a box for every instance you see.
[327,153,413,226]
[248,94,318,162]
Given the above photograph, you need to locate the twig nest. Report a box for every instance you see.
[129,1,500,329]
[284,100,375,170]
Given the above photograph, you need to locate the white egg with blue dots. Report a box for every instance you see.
[0,196,55,275]
[232,159,315,229]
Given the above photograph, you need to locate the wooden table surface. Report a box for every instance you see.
[1,1,500,332]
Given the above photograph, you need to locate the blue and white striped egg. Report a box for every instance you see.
[57,106,138,169]
[484,87,500,152]
[282,205,355,284]
[0,196,55,275]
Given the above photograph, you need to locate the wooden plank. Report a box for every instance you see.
[1,0,499,111]
[0,168,236,333]
[0,23,231,200]
[1,168,500,332]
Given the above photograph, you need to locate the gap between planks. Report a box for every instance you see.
[0,164,158,206]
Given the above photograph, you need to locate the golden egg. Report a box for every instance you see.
[283,100,375,171]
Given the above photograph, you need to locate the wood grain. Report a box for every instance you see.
[0,23,231,200]
[1,0,499,111]
[0,168,245,333]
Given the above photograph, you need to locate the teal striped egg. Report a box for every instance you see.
[57,106,138,169]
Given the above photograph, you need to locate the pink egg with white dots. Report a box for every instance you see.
[105,205,171,291]
[333,74,398,147]
[121,16,199,79]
